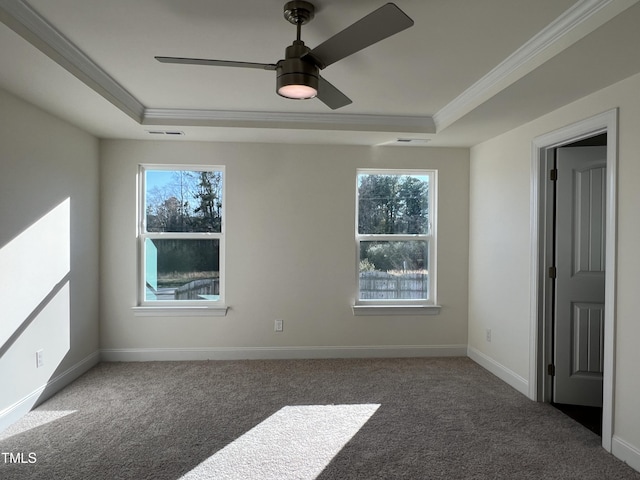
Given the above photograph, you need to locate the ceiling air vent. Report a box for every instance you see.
[396,138,430,144]
[146,130,185,136]
[377,138,431,146]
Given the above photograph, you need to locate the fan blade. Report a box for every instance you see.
[305,3,413,69]
[316,75,352,110]
[155,56,277,70]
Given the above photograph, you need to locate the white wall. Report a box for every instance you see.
[100,141,469,359]
[468,72,640,469]
[0,88,100,429]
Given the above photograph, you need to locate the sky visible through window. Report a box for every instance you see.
[146,170,174,192]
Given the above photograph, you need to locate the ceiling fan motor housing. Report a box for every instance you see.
[276,40,319,99]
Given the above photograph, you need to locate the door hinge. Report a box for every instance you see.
[549,266,557,279]
[550,169,558,181]
[547,364,555,376]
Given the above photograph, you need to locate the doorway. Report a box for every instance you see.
[530,109,618,452]
[550,135,607,436]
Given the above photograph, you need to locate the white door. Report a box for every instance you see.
[553,146,606,407]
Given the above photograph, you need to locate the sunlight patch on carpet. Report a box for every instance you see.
[0,410,77,440]
[179,404,380,480]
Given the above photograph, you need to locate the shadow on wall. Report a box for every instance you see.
[0,198,71,429]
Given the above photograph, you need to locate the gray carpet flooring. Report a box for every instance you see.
[1,357,639,479]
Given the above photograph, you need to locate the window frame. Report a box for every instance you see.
[136,164,226,313]
[354,168,438,311]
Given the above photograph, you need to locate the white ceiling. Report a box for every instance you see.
[0,0,639,146]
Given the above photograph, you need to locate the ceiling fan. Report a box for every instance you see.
[155,2,414,110]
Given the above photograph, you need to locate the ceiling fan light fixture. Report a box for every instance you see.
[277,72,318,99]
[278,83,317,99]
[276,54,319,100]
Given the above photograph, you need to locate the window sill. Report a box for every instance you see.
[132,305,229,317]
[352,304,441,316]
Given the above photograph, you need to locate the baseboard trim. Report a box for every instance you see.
[612,435,640,473]
[100,345,468,362]
[38,351,101,403]
[0,351,100,432]
[467,346,529,397]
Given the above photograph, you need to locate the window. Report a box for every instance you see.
[138,165,225,309]
[355,170,436,309]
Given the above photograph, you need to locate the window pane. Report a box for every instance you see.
[144,238,220,301]
[145,169,223,233]
[357,174,429,235]
[359,241,429,300]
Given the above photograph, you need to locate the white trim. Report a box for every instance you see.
[434,0,626,131]
[100,345,467,362]
[529,137,543,401]
[467,346,529,397]
[352,305,441,316]
[143,109,436,134]
[612,436,640,473]
[38,350,101,399]
[138,165,226,307]
[355,169,437,306]
[132,306,228,317]
[529,108,618,452]
[0,351,100,433]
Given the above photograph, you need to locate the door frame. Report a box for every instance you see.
[529,108,618,452]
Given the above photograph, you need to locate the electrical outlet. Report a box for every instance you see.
[274,319,284,332]
[36,350,44,368]
[485,329,492,343]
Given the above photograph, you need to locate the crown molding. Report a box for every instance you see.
[0,0,145,121]
[433,0,622,131]
[143,108,436,134]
